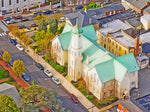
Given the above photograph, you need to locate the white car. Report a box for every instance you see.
[16,44,24,51]
[52,77,61,85]
[44,69,52,77]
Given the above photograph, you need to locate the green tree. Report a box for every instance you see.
[49,19,58,34]
[34,2,38,8]
[19,85,64,112]
[12,59,25,77]
[0,94,20,112]
[38,18,47,32]
[2,51,11,63]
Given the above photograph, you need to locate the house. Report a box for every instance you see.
[143,6,150,15]
[122,0,150,14]
[0,0,46,13]
[65,11,99,29]
[51,22,139,100]
[87,3,124,19]
[0,83,21,107]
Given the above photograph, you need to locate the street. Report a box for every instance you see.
[0,28,88,112]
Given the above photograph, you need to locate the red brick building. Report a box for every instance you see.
[63,0,99,7]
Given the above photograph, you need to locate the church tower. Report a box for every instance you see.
[68,21,83,82]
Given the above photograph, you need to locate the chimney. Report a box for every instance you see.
[134,37,139,57]
[89,18,92,25]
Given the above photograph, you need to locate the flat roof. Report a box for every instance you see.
[140,31,150,43]
[143,6,150,14]
[110,31,135,47]
[141,15,150,21]
[97,19,131,36]
[125,17,141,28]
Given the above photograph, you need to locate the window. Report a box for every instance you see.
[116,44,118,49]
[125,50,126,54]
[16,0,19,3]
[112,49,114,54]
[9,0,11,5]
[105,38,106,42]
[110,39,111,43]
[110,90,113,94]
[2,0,4,7]
[119,46,121,51]
[101,42,103,45]
[104,83,107,87]
[112,41,114,45]
[115,52,117,56]
[131,82,136,88]
[108,46,111,51]
[24,0,26,1]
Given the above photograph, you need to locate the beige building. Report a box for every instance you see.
[51,22,139,100]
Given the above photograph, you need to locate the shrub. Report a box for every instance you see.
[98,96,118,106]
[8,77,14,82]
[71,80,75,84]
[79,87,88,96]
[87,95,94,102]
[73,83,78,87]
[2,70,9,78]
[63,73,67,77]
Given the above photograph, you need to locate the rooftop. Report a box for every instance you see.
[143,6,150,14]
[125,17,141,28]
[141,15,150,21]
[140,31,150,43]
[110,30,135,47]
[125,0,149,9]
[0,83,21,107]
[97,19,131,36]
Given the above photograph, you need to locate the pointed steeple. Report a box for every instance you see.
[72,17,83,34]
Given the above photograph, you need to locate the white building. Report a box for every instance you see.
[0,0,46,13]
[141,15,150,30]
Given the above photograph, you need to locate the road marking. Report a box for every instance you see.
[0,32,7,36]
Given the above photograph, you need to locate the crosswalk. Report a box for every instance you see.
[0,32,7,37]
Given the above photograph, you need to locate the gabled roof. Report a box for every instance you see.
[65,11,99,27]
[58,32,72,50]
[125,0,149,9]
[116,53,139,73]
[0,83,21,107]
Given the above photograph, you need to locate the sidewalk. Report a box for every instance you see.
[0,59,28,88]
[0,78,9,83]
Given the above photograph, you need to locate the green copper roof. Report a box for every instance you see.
[116,53,139,73]
[95,59,115,83]
[80,25,98,41]
[62,23,72,33]
[72,25,83,34]
[58,32,72,50]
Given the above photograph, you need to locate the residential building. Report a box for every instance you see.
[141,15,150,30]
[65,11,99,29]
[0,0,46,14]
[87,3,124,19]
[51,22,139,100]
[143,6,150,15]
[122,0,150,14]
[63,0,99,7]
[97,19,142,57]
[0,83,21,107]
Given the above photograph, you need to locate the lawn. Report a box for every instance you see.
[0,67,4,79]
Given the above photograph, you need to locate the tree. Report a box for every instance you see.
[34,14,49,24]
[50,13,64,21]
[12,59,25,77]
[38,18,47,32]
[49,19,58,34]
[19,85,64,112]
[2,51,11,63]
[0,94,20,112]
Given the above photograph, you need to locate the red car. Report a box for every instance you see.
[69,94,79,103]
[13,15,22,19]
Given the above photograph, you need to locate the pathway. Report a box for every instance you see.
[0,78,9,83]
[0,59,28,88]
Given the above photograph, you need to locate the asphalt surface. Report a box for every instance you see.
[0,28,88,112]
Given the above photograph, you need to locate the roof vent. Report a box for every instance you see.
[115,35,123,38]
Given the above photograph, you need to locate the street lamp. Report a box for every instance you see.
[86,95,94,112]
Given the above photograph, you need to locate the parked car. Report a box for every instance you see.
[148,61,150,69]
[34,12,43,17]
[22,73,30,81]
[44,10,52,15]
[9,59,14,66]
[18,24,26,29]
[30,22,38,27]
[59,17,66,22]
[76,5,83,9]
[57,5,61,8]
[36,63,44,70]
[44,69,52,77]
[53,9,60,13]
[21,17,29,22]
[52,77,60,85]
[13,15,22,19]
[4,17,11,21]
[69,94,79,103]
[9,19,16,24]
[9,39,17,45]
[16,44,24,51]
[0,51,4,57]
